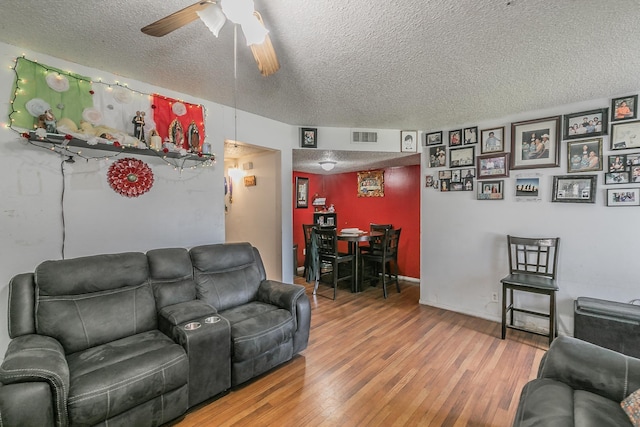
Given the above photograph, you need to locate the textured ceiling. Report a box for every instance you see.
[2,1,640,172]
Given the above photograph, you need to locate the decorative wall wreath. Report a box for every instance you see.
[107,157,154,197]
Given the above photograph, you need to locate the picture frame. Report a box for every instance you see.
[463,126,478,145]
[608,154,627,172]
[611,95,638,122]
[300,128,317,148]
[551,175,597,203]
[631,165,640,183]
[607,188,640,207]
[510,116,561,170]
[425,131,442,146]
[516,177,540,198]
[357,170,384,197]
[480,126,505,154]
[438,170,451,192]
[457,168,475,191]
[604,172,630,185]
[567,138,602,173]
[611,120,640,150]
[477,153,509,179]
[449,146,475,168]
[243,175,256,186]
[428,145,447,168]
[477,180,504,200]
[295,177,309,208]
[449,129,462,147]
[401,130,418,152]
[563,108,608,140]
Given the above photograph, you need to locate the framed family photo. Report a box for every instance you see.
[463,126,478,144]
[611,95,638,122]
[449,129,462,147]
[607,188,640,207]
[552,175,597,203]
[401,130,418,152]
[477,180,504,200]
[428,145,447,168]
[611,120,640,150]
[604,172,630,185]
[515,177,540,198]
[476,153,509,179]
[510,116,561,170]
[566,138,602,173]
[449,146,475,168]
[563,108,608,140]
[300,128,317,148]
[480,126,504,154]
[425,131,442,146]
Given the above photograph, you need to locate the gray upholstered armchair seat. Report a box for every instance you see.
[513,336,640,426]
[0,242,311,427]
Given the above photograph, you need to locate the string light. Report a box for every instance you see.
[8,56,216,171]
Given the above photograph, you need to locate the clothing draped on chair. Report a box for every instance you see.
[500,235,560,345]
[302,224,315,279]
[361,227,401,298]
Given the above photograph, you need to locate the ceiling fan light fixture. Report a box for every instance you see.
[319,161,337,171]
[196,4,226,37]
[220,0,255,24]
[241,15,269,45]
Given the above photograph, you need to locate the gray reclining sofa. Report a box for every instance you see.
[0,242,311,426]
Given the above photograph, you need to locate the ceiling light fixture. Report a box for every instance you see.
[319,161,337,171]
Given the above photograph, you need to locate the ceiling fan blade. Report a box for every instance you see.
[141,0,215,37]
[250,11,280,76]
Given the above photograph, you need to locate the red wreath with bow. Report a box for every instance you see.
[107,158,154,197]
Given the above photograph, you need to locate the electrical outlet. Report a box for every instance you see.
[491,292,498,302]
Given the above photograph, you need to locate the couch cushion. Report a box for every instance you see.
[147,248,196,309]
[220,302,295,361]
[66,330,188,426]
[191,243,266,311]
[514,379,631,427]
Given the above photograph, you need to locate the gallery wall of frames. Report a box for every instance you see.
[424,94,640,207]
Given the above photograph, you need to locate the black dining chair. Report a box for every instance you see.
[501,235,560,345]
[361,228,402,298]
[359,223,393,255]
[313,227,354,300]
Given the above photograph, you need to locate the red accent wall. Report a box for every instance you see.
[293,165,420,279]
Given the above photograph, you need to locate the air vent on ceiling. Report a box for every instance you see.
[352,131,378,143]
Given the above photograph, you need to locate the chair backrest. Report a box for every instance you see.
[369,224,393,251]
[507,235,559,278]
[315,228,338,256]
[387,228,401,258]
[370,223,393,233]
[303,224,314,249]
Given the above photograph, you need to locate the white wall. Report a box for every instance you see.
[0,42,295,356]
[421,96,640,336]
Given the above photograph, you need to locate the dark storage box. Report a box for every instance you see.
[574,297,640,357]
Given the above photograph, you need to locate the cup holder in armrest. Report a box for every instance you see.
[183,322,202,330]
[204,316,220,324]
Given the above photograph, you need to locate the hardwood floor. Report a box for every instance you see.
[176,278,548,427]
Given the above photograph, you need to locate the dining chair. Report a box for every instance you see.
[361,228,402,298]
[313,227,354,300]
[359,223,393,255]
[302,224,315,278]
[501,235,560,345]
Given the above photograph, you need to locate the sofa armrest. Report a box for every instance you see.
[0,334,69,427]
[0,382,55,427]
[258,280,310,353]
[538,335,640,402]
[157,300,217,337]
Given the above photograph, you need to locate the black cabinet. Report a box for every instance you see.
[313,212,336,227]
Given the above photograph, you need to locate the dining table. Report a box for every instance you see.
[337,230,384,292]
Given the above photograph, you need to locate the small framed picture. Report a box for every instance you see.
[480,126,505,154]
[607,188,640,207]
[516,177,540,197]
[438,170,452,180]
[425,131,442,146]
[563,108,608,140]
[451,169,461,183]
[463,126,478,144]
[401,130,418,152]
[449,146,475,168]
[477,180,504,200]
[552,175,597,203]
[604,172,630,185]
[440,179,451,192]
[510,116,561,170]
[611,95,638,122]
[611,120,640,150]
[608,154,627,172]
[567,138,602,173]
[428,145,447,168]
[449,129,462,147]
[295,177,309,208]
[627,153,640,167]
[631,165,640,183]
[300,128,317,148]
[477,153,509,179]
[425,175,434,187]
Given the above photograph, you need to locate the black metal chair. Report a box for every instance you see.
[312,228,354,300]
[302,224,315,278]
[501,235,560,345]
[361,228,402,298]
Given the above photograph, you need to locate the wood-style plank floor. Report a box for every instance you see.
[176,277,548,427]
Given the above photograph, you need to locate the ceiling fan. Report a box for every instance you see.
[141,0,279,76]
